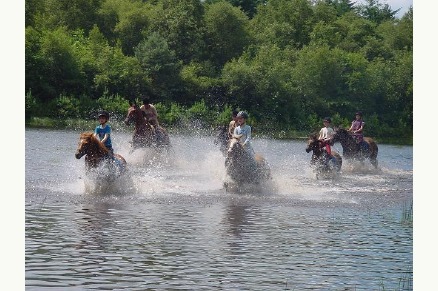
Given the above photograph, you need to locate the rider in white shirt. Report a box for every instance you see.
[318,117,334,155]
[233,111,255,157]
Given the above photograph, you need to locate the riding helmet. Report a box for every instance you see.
[323,117,331,123]
[355,111,362,117]
[236,111,249,119]
[98,110,110,120]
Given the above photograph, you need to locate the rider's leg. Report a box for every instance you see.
[325,143,331,155]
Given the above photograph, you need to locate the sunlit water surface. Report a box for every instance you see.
[26,128,413,290]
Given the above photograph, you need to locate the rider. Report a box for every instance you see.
[94,110,113,156]
[228,109,239,140]
[318,117,334,156]
[140,96,159,128]
[232,111,255,157]
[140,95,162,138]
[348,111,365,146]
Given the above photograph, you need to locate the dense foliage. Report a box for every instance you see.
[25,0,413,142]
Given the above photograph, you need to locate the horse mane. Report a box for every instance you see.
[309,133,318,140]
[80,132,110,154]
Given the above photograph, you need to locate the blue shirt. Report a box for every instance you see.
[234,124,254,155]
[94,124,112,149]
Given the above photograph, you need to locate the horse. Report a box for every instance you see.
[305,134,342,179]
[124,105,171,151]
[331,128,378,168]
[224,137,271,188]
[75,132,127,180]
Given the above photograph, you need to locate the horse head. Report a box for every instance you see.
[75,132,93,159]
[75,132,110,167]
[124,106,138,126]
[305,134,323,155]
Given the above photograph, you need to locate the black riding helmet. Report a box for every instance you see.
[237,111,249,119]
[323,117,331,123]
[98,110,110,120]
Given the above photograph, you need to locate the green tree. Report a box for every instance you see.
[134,32,183,102]
[221,45,300,127]
[25,0,45,27]
[112,0,152,56]
[28,27,85,102]
[36,0,103,32]
[324,0,355,17]
[147,0,206,64]
[356,0,398,24]
[203,1,252,68]
[292,45,371,118]
[249,0,315,49]
[332,12,376,52]
[75,25,147,99]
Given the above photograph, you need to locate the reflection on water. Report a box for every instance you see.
[25,129,413,290]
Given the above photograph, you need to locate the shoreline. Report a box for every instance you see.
[25,117,412,146]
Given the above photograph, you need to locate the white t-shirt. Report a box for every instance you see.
[318,126,334,141]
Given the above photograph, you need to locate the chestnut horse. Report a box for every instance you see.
[225,137,271,187]
[124,105,171,151]
[331,128,378,168]
[75,132,127,179]
[305,134,342,179]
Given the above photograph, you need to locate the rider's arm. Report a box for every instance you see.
[232,126,242,139]
[354,122,364,134]
[228,120,235,137]
[241,126,251,146]
[151,105,158,118]
[100,133,109,143]
[318,128,324,140]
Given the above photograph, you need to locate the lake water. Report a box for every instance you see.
[25,128,413,290]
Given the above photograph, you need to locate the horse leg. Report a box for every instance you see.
[371,158,378,168]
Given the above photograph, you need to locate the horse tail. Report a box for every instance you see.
[366,139,378,160]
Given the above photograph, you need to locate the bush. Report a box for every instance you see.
[95,93,130,121]
[48,94,81,118]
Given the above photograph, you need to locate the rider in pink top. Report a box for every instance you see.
[348,111,364,143]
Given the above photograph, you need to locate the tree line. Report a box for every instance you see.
[25,0,413,142]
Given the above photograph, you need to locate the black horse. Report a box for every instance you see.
[331,128,378,168]
[306,134,342,179]
[225,137,271,187]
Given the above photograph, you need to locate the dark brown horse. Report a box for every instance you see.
[225,137,271,187]
[124,104,171,151]
[331,128,378,168]
[75,132,127,179]
[305,134,342,179]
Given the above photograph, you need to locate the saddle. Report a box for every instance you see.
[357,141,369,152]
